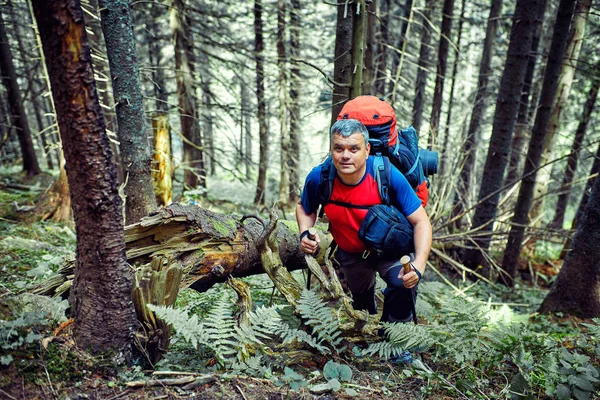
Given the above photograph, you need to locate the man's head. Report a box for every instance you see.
[329,119,371,184]
[330,119,369,147]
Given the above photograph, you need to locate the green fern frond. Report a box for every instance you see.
[363,341,407,360]
[147,304,207,348]
[383,321,436,351]
[296,289,343,351]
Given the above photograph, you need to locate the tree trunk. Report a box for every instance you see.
[461,0,546,272]
[551,72,599,230]
[560,140,600,258]
[504,6,546,189]
[529,0,591,224]
[500,0,577,285]
[288,0,301,205]
[7,0,54,171]
[152,114,173,206]
[538,162,600,317]
[350,0,367,99]
[31,0,136,361]
[99,0,157,225]
[363,0,377,94]
[149,1,169,114]
[148,1,172,207]
[0,10,41,176]
[240,79,253,181]
[201,70,215,176]
[277,0,290,207]
[171,0,205,191]
[450,0,502,229]
[411,0,436,134]
[428,0,455,151]
[440,0,466,175]
[389,0,414,102]
[253,0,268,205]
[373,0,389,97]
[330,0,353,125]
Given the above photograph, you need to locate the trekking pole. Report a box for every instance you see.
[305,228,319,290]
[401,255,418,325]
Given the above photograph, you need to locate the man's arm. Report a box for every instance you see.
[402,206,432,288]
[295,202,320,254]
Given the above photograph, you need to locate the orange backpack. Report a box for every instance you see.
[336,96,437,207]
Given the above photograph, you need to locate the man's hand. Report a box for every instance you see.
[399,269,419,289]
[300,232,321,255]
[398,258,422,289]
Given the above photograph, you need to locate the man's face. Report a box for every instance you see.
[331,132,370,180]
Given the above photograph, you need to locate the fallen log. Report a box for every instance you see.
[32,203,331,296]
[125,203,331,292]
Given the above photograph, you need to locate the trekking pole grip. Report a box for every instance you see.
[401,255,412,274]
[308,227,320,257]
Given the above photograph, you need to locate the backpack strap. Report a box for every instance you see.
[317,156,336,218]
[373,155,391,206]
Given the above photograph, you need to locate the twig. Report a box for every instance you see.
[151,371,203,376]
[43,363,57,398]
[0,388,17,400]
[235,384,249,400]
[125,376,197,387]
[105,390,131,400]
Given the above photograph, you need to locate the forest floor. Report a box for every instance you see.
[1,169,598,399]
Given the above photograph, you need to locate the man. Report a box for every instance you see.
[296,119,432,325]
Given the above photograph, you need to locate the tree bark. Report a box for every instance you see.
[440,0,466,175]
[363,0,377,94]
[560,140,600,259]
[373,0,389,97]
[288,0,301,206]
[152,114,173,206]
[461,0,546,272]
[428,0,454,151]
[388,0,414,102]
[529,0,591,224]
[411,0,436,134]
[451,0,502,229]
[34,204,333,298]
[538,162,600,317]
[277,0,290,207]
[330,0,353,125]
[99,0,157,225]
[504,5,546,189]
[31,0,136,361]
[551,72,599,230]
[350,0,367,99]
[7,0,54,171]
[171,0,205,191]
[253,0,268,205]
[500,0,577,285]
[0,10,41,176]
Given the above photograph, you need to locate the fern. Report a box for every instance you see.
[249,305,331,355]
[147,304,207,348]
[296,289,344,352]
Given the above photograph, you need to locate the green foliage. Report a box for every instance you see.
[296,289,343,353]
[550,348,600,400]
[275,366,308,392]
[150,289,343,370]
[0,296,67,366]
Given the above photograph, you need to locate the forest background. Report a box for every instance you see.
[1,0,600,398]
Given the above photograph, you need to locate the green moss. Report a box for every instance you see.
[43,343,85,381]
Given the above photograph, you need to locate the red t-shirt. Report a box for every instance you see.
[301,157,421,253]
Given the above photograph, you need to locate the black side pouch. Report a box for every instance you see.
[358,204,414,255]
